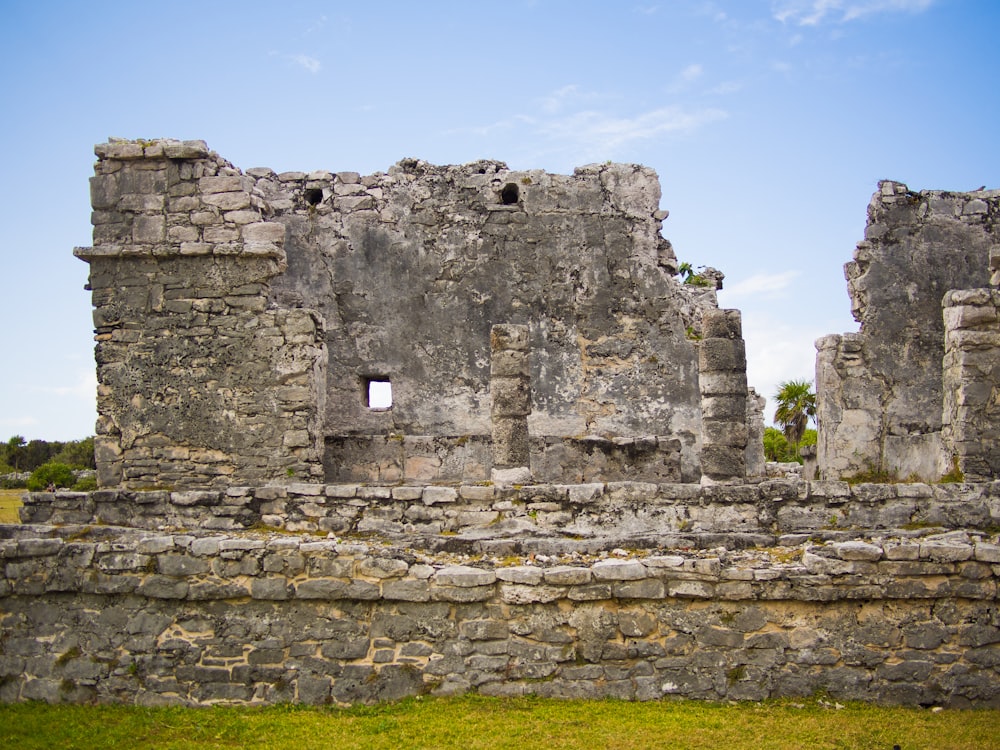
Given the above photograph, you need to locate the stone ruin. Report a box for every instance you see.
[74,139,756,490]
[0,139,997,708]
[817,180,1000,483]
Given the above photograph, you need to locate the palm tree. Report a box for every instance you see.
[773,380,816,457]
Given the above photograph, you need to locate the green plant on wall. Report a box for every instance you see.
[677,262,711,287]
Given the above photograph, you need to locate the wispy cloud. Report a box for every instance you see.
[539,85,602,115]
[457,85,727,165]
[709,81,742,95]
[0,416,39,431]
[721,271,801,301]
[33,369,97,400]
[772,0,934,26]
[267,51,324,74]
[292,54,322,74]
[665,63,705,94]
[533,105,728,154]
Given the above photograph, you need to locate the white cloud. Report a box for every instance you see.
[534,105,728,154]
[455,86,728,167]
[709,81,742,95]
[0,416,39,432]
[665,64,705,94]
[772,0,934,26]
[292,54,322,74]
[680,63,704,83]
[740,310,821,424]
[39,369,97,399]
[721,271,801,302]
[540,84,583,114]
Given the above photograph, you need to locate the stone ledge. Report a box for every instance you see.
[2,525,996,605]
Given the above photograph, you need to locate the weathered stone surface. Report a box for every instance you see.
[817,181,1000,481]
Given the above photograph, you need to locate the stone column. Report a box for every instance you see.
[942,287,1000,481]
[745,387,766,478]
[490,324,532,485]
[698,309,748,485]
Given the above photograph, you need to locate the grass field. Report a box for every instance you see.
[0,487,23,523]
[0,696,997,750]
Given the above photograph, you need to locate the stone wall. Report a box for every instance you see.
[76,139,327,489]
[258,156,722,483]
[817,181,1000,481]
[1,521,997,707]
[78,139,737,489]
[322,434,682,485]
[18,481,1000,545]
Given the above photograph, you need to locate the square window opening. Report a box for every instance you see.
[366,378,393,410]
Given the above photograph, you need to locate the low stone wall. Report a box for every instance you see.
[1,524,997,706]
[18,481,1000,547]
[324,434,682,485]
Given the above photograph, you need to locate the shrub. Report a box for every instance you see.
[26,462,77,492]
[72,475,98,492]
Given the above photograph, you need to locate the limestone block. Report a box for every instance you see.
[242,222,286,244]
[490,324,529,351]
[492,566,542,584]
[698,371,747,396]
[434,565,496,587]
[702,309,742,339]
[490,349,529,377]
[492,417,529,466]
[132,215,165,244]
[161,140,209,159]
[698,339,747,371]
[591,559,647,581]
[491,377,530,416]
[201,192,251,211]
[701,419,748,448]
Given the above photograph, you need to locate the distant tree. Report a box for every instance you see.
[773,379,817,458]
[4,436,26,472]
[51,437,96,469]
[23,440,56,472]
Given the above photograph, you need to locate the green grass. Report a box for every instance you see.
[0,696,997,749]
[0,488,23,523]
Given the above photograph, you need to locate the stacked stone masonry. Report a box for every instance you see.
[77,139,327,489]
[943,288,1000,481]
[15,481,1000,544]
[698,310,749,484]
[2,513,997,707]
[490,324,532,484]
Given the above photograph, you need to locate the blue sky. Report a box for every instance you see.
[1,0,997,441]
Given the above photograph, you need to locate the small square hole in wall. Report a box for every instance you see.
[366,378,393,410]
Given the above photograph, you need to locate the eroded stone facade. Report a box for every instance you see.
[77,139,741,488]
[817,181,1000,481]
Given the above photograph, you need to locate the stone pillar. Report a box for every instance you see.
[942,287,1000,481]
[490,324,532,485]
[698,309,748,485]
[745,387,766,478]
